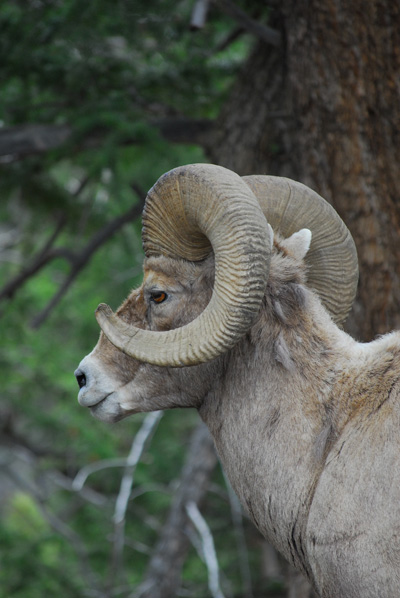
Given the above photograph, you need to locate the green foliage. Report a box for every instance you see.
[0,494,85,597]
[5,492,48,538]
[0,0,251,126]
[0,1,275,596]
[0,0,256,229]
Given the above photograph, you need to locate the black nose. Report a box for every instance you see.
[75,369,86,389]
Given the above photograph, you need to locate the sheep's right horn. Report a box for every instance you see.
[96,164,271,366]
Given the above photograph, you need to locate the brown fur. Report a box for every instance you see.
[77,236,400,597]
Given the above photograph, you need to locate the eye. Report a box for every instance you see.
[150,291,168,304]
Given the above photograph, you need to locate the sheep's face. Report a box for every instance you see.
[75,255,216,422]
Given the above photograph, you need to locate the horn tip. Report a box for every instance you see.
[95,303,114,321]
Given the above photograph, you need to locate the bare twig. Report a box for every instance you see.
[29,267,83,329]
[213,0,281,47]
[0,123,71,162]
[0,117,215,161]
[214,26,245,53]
[223,472,253,598]
[113,412,163,526]
[108,411,163,590]
[30,201,144,328]
[135,422,218,598]
[0,246,74,304]
[0,214,68,302]
[129,483,171,502]
[190,0,211,29]
[186,501,226,598]
[72,458,130,491]
[0,187,143,319]
[49,470,109,509]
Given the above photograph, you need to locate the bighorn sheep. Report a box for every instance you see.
[75,164,400,597]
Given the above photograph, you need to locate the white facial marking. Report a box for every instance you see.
[75,351,127,422]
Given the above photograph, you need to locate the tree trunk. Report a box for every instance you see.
[208,0,400,342]
[206,1,400,594]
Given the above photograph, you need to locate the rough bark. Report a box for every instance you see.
[208,0,400,341]
[205,2,400,594]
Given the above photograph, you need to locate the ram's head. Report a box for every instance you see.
[75,164,358,422]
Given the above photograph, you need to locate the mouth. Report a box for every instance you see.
[88,395,127,423]
[78,389,126,423]
[78,385,113,407]
[77,378,137,423]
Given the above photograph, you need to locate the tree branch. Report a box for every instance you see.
[108,411,163,590]
[29,201,144,328]
[223,472,254,598]
[72,458,131,491]
[213,0,281,47]
[186,501,226,598]
[0,117,215,162]
[0,123,72,162]
[214,26,245,53]
[0,197,144,326]
[0,214,68,302]
[190,0,211,29]
[135,422,218,598]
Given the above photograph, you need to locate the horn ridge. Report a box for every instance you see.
[98,164,272,366]
[242,175,358,325]
[97,165,358,367]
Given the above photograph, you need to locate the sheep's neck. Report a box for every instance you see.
[200,314,400,576]
[199,320,348,574]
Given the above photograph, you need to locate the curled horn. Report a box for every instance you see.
[242,175,358,325]
[96,164,272,366]
[96,166,358,367]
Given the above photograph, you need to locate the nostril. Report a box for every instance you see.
[75,369,87,389]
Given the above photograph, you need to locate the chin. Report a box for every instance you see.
[89,399,127,423]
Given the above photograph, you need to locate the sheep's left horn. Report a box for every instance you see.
[243,175,358,325]
[96,164,271,367]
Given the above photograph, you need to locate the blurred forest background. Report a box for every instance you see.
[0,1,399,597]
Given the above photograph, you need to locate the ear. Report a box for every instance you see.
[267,223,274,251]
[281,229,312,260]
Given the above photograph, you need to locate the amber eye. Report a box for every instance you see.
[151,291,167,304]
